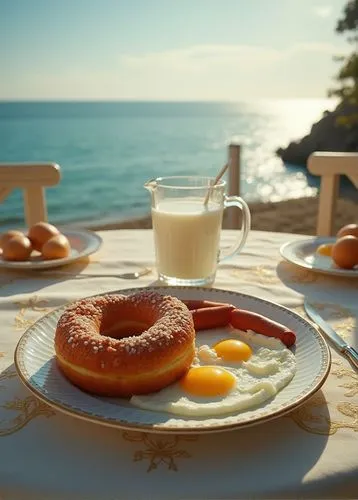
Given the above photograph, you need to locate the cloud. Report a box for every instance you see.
[119,42,337,68]
[313,5,333,17]
[1,42,343,100]
[287,42,336,54]
[114,42,339,98]
[120,45,281,73]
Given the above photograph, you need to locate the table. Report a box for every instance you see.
[0,230,357,500]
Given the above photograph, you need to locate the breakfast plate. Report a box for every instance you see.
[15,286,330,434]
[280,237,358,278]
[0,228,102,270]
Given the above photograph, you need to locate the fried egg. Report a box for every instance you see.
[130,328,296,417]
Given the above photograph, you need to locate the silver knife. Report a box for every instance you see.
[304,300,358,370]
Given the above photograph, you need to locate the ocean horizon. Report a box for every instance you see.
[0,99,338,229]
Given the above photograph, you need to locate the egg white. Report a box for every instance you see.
[130,327,296,417]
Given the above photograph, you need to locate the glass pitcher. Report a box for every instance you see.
[144,176,251,287]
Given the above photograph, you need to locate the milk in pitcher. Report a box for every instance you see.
[152,199,223,281]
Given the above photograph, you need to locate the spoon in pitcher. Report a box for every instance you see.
[203,162,229,206]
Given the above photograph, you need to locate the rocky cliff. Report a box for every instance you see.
[276,102,358,166]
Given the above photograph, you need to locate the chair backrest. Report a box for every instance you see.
[307,152,358,236]
[0,163,61,228]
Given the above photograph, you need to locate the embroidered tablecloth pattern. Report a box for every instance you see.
[0,230,357,500]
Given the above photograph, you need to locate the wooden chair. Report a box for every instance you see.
[307,152,358,236]
[0,163,61,228]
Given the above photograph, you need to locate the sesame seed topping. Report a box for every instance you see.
[57,290,195,374]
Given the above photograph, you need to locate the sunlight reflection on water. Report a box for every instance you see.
[0,99,339,226]
[227,99,337,203]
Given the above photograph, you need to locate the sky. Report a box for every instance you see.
[0,0,350,101]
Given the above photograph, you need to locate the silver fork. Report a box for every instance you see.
[38,267,152,280]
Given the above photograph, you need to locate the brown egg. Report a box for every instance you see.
[337,224,358,239]
[41,234,71,260]
[0,230,25,249]
[2,235,32,261]
[28,222,60,251]
[331,235,358,269]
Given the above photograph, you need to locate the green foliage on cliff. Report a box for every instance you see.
[328,0,358,127]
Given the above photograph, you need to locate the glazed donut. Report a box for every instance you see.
[54,291,195,397]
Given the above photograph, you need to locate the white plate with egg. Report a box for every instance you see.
[0,228,102,270]
[15,287,331,434]
[280,237,358,278]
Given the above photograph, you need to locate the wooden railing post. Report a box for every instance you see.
[226,143,241,229]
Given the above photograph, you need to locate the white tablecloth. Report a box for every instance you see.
[0,230,357,499]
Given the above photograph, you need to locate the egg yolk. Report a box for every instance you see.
[179,366,235,397]
[213,339,252,362]
[316,243,333,256]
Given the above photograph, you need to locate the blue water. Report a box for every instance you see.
[0,100,337,228]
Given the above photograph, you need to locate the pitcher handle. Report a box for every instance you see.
[219,195,251,261]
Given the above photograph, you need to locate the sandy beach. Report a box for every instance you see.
[87,194,357,236]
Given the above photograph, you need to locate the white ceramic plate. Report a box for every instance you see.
[280,237,358,278]
[0,229,102,270]
[15,286,331,434]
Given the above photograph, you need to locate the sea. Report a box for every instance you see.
[0,99,338,229]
